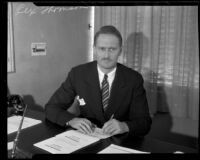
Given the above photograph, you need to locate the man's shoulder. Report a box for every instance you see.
[117,63,142,77]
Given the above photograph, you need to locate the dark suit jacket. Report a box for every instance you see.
[45,61,152,136]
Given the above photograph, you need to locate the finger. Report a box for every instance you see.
[91,123,97,129]
[109,128,119,136]
[78,124,87,134]
[102,121,113,133]
[81,121,92,134]
[90,123,97,132]
[102,120,112,129]
[103,125,116,135]
[90,123,97,128]
[84,120,96,133]
[83,119,93,128]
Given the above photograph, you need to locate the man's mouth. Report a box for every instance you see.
[102,59,111,62]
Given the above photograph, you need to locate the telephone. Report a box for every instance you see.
[7,95,25,116]
[7,95,32,158]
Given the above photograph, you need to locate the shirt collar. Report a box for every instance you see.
[97,65,117,79]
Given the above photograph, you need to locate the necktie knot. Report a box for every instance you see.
[102,74,108,84]
[104,74,108,80]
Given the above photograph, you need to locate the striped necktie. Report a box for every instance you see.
[102,74,109,111]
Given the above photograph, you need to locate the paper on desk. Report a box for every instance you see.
[57,127,111,139]
[58,127,112,139]
[34,130,100,154]
[89,127,112,139]
[8,141,14,150]
[98,144,150,154]
[7,116,42,134]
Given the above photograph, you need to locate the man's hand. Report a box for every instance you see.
[102,119,129,136]
[68,118,95,134]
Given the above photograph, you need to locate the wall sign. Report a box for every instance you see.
[31,43,46,56]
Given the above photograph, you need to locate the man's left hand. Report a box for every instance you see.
[102,119,129,136]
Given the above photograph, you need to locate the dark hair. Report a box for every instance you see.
[94,25,122,47]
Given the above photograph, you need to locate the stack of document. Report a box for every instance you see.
[34,128,150,154]
[7,116,42,134]
[98,144,150,154]
[34,130,101,154]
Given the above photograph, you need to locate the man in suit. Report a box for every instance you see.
[45,25,152,137]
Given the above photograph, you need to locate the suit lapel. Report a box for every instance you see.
[85,61,105,122]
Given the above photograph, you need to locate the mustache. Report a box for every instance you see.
[101,58,111,61]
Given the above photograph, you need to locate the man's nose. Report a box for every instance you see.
[104,49,110,58]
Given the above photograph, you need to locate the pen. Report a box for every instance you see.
[102,114,114,132]
[110,114,114,120]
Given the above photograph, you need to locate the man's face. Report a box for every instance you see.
[94,34,121,72]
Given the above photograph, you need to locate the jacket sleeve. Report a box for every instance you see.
[45,68,77,127]
[125,74,152,137]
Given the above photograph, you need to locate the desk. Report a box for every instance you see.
[8,109,198,157]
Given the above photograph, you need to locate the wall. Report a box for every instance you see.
[8,3,91,111]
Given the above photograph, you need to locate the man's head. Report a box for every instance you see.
[93,25,122,74]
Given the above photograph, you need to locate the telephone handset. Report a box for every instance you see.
[7,95,25,116]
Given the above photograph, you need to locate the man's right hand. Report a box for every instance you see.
[68,118,94,134]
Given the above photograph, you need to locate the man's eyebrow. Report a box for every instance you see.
[98,46,117,48]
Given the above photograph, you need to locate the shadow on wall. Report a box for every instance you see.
[124,31,177,146]
[22,95,44,112]
[124,32,171,114]
[124,32,198,149]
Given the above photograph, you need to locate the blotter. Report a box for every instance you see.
[34,130,100,154]
[98,144,150,154]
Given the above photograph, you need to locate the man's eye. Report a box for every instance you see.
[109,48,114,51]
[98,47,117,52]
[109,48,116,52]
[100,47,106,51]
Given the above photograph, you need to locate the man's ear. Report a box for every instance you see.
[119,46,123,55]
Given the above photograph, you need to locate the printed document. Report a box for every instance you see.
[7,116,42,134]
[34,130,100,154]
[98,144,150,154]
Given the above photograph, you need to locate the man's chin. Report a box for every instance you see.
[100,64,115,70]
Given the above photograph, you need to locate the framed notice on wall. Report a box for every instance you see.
[7,2,15,73]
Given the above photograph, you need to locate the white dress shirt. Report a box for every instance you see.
[97,65,117,93]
